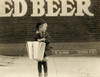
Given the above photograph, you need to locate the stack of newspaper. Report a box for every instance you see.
[26,41,46,61]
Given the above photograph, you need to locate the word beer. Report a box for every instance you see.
[0,0,94,17]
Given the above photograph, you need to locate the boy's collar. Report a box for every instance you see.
[36,30,46,34]
[36,30,39,34]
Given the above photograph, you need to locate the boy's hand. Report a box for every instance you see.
[38,38,46,42]
[42,38,46,41]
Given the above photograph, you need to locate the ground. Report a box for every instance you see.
[0,55,100,77]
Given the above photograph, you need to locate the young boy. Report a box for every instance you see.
[34,20,52,77]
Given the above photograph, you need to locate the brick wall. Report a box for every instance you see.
[0,0,100,43]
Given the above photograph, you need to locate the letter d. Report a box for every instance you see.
[13,0,27,17]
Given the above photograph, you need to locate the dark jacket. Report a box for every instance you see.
[34,31,53,56]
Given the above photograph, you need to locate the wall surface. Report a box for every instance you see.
[0,42,100,56]
[0,0,100,43]
[0,0,100,55]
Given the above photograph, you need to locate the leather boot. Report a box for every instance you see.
[39,73,42,77]
[44,73,48,77]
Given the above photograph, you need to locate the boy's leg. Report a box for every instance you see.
[43,61,48,77]
[38,61,42,77]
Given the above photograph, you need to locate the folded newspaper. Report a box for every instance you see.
[26,41,46,61]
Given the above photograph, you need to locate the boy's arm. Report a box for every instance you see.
[34,34,38,41]
[45,33,51,44]
[34,32,51,44]
[37,33,51,44]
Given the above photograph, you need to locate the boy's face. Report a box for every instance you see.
[39,23,48,32]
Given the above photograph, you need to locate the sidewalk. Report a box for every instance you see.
[0,55,100,77]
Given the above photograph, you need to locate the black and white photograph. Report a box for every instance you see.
[0,0,100,77]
